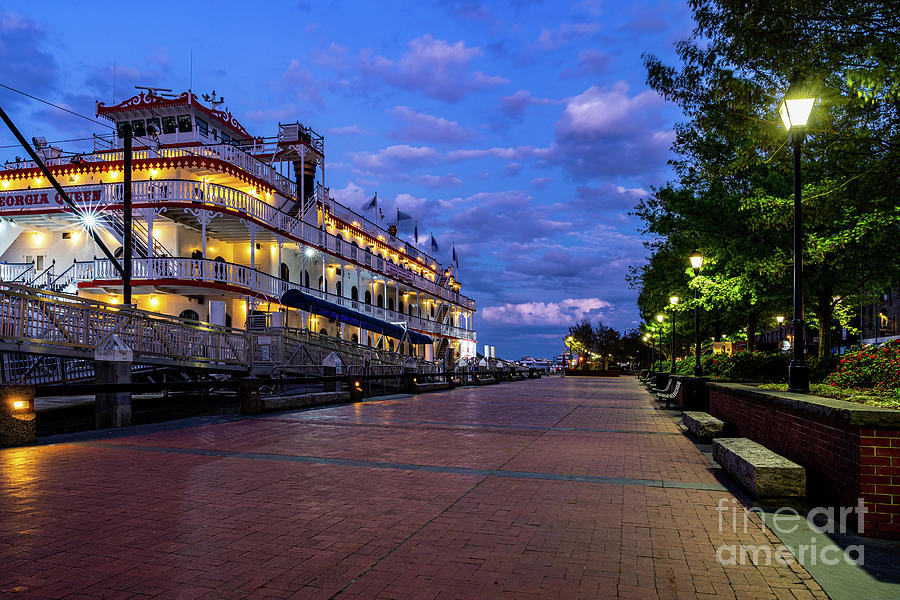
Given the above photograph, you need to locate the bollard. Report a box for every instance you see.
[95,335,133,429]
[239,377,262,415]
[347,377,365,402]
[404,374,418,394]
[0,385,36,446]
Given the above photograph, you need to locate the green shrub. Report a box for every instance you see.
[825,339,900,392]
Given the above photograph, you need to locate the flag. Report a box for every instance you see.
[430,233,439,254]
[396,209,411,222]
[414,221,418,244]
[379,208,384,223]
[363,193,377,210]
[452,244,458,264]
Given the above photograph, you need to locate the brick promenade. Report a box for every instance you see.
[0,377,828,599]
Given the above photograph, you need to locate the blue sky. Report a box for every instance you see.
[0,0,694,359]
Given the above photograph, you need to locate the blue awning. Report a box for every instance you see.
[280,289,432,345]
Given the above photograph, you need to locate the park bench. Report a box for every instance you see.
[682,411,727,442]
[648,375,674,395]
[656,380,682,409]
[713,438,806,498]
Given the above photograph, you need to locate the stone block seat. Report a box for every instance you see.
[713,438,806,499]
[682,411,726,442]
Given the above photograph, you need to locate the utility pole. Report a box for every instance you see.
[123,123,133,305]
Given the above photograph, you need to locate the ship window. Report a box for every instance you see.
[320,328,328,335]
[304,271,310,287]
[179,309,199,322]
[388,297,394,311]
[146,118,161,136]
[162,116,177,134]
[280,263,289,281]
[352,334,358,344]
[177,115,193,132]
[377,294,383,308]
[388,339,394,352]
[408,304,413,315]
[116,122,129,138]
[131,120,146,137]
[336,281,342,296]
[211,129,218,140]
[365,290,371,304]
[221,132,232,144]
[351,286,358,301]
[196,117,209,137]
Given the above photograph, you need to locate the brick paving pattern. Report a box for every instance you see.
[0,377,829,599]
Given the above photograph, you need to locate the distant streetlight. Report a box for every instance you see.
[689,249,703,376]
[776,315,785,348]
[669,296,679,374]
[780,78,816,392]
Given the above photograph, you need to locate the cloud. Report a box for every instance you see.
[482,298,612,326]
[331,181,370,207]
[0,12,58,107]
[563,49,612,79]
[412,174,462,188]
[532,177,553,189]
[350,144,441,173]
[389,106,471,143]
[277,59,325,107]
[498,90,558,119]
[535,23,602,49]
[548,82,673,179]
[360,35,507,102]
[329,124,372,135]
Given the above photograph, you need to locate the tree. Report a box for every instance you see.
[633,0,900,357]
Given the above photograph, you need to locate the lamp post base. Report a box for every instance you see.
[788,360,809,393]
[694,365,703,377]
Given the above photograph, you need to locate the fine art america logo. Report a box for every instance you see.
[716,498,866,566]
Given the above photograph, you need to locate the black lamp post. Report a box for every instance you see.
[780,80,816,392]
[689,249,703,376]
[669,297,679,373]
[656,314,664,370]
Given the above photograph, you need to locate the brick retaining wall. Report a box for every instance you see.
[708,383,900,539]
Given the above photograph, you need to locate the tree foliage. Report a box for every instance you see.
[632,0,900,358]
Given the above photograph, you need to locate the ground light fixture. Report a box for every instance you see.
[781,78,816,392]
[689,249,703,376]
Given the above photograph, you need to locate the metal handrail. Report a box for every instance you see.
[74,256,477,342]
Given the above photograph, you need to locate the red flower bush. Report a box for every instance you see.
[825,339,900,391]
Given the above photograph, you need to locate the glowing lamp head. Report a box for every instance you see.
[148,295,159,308]
[11,399,29,411]
[1,180,9,189]
[109,170,119,178]
[779,79,816,130]
[689,248,703,273]
[776,316,785,324]
[81,212,98,230]
[669,296,679,306]
[643,336,648,342]
[656,314,664,323]
[304,247,316,258]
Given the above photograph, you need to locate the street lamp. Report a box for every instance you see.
[776,315,785,348]
[642,335,649,369]
[656,314,664,370]
[780,79,816,392]
[669,296,679,374]
[689,249,703,376]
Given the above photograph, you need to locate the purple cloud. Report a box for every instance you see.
[389,106,471,143]
[547,82,673,178]
[535,22,602,49]
[0,12,58,107]
[482,297,612,326]
[350,144,441,173]
[563,49,612,79]
[360,35,507,102]
[498,90,558,119]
